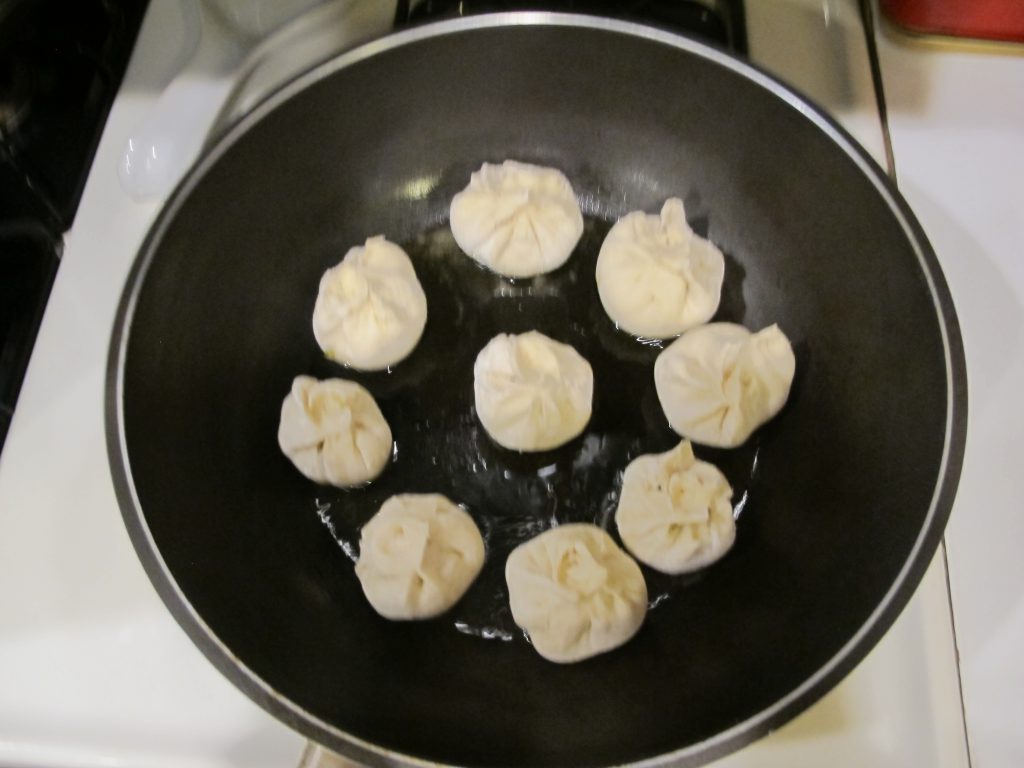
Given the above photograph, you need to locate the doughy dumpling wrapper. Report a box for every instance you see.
[277,376,392,487]
[596,198,725,338]
[355,494,485,620]
[474,331,593,452]
[505,523,647,663]
[450,160,584,278]
[312,236,427,371]
[654,323,796,448]
[616,441,735,574]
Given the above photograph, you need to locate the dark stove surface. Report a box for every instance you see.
[0,0,146,451]
[0,0,147,228]
[0,224,59,442]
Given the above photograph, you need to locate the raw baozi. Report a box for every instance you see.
[355,494,485,620]
[277,376,392,487]
[449,160,584,278]
[596,198,725,338]
[473,331,593,452]
[654,323,796,448]
[312,235,427,371]
[616,440,735,574]
[505,523,647,663]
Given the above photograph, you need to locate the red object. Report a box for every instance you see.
[881,0,1024,43]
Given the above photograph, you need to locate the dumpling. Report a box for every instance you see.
[474,331,593,452]
[449,160,584,278]
[616,441,735,574]
[505,523,647,663]
[654,323,796,448]
[277,375,392,487]
[355,494,485,620]
[596,198,725,338]
[312,236,427,371]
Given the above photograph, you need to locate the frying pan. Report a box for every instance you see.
[106,13,967,768]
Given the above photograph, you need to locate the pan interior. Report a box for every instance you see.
[116,20,953,768]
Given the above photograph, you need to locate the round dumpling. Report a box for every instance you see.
[654,323,796,448]
[312,235,427,371]
[505,523,647,663]
[449,160,584,278]
[616,440,735,574]
[355,494,485,620]
[596,198,725,338]
[473,331,593,452]
[277,376,392,487]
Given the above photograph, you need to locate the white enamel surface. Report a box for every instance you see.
[118,0,396,201]
[0,3,308,766]
[876,24,1024,768]
[119,0,241,201]
[708,552,968,768]
[0,0,976,765]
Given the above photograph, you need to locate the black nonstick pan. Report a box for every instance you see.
[106,13,967,768]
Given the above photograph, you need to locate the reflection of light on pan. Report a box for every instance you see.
[493,278,560,299]
[454,621,514,642]
[636,336,666,348]
[576,191,603,216]
[573,434,605,470]
[546,485,560,529]
[733,490,749,521]
[315,498,359,563]
[648,592,671,610]
[594,486,619,530]
[397,174,440,201]
[338,539,358,564]
[733,444,757,524]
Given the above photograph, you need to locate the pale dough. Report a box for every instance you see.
[473,331,593,452]
[616,440,735,574]
[505,523,647,663]
[654,323,795,448]
[277,376,392,487]
[450,160,584,278]
[312,236,427,371]
[355,494,485,620]
[596,198,724,338]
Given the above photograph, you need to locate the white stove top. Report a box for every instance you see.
[0,1,979,766]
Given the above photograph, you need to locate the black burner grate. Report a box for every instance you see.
[0,0,147,452]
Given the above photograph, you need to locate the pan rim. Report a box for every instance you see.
[105,11,968,768]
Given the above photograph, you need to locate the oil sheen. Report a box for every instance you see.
[307,217,759,642]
